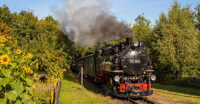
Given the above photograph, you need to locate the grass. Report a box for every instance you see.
[152,83,200,104]
[59,73,113,104]
[58,71,200,104]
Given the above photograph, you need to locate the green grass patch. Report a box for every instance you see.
[59,73,113,104]
[152,83,200,104]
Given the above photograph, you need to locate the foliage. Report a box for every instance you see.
[132,14,153,53]
[0,5,74,103]
[145,2,200,80]
[130,2,200,82]
[0,23,35,104]
[15,16,71,79]
[0,5,73,79]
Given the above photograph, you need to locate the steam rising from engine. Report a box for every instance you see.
[56,0,131,46]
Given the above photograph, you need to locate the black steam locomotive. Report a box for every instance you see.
[71,37,156,97]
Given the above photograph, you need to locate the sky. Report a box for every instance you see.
[0,0,200,25]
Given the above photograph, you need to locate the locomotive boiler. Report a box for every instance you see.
[71,37,156,97]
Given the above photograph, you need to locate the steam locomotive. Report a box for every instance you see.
[71,37,156,97]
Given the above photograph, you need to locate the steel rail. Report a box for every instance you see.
[126,97,159,104]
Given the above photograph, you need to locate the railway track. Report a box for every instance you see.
[125,97,159,104]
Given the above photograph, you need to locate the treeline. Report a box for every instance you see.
[132,2,200,85]
[0,4,76,76]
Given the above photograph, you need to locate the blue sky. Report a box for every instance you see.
[0,0,200,25]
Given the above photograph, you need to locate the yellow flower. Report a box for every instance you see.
[8,36,12,41]
[24,66,30,73]
[0,44,5,46]
[4,35,8,39]
[32,84,36,89]
[0,37,7,43]
[29,69,33,74]
[31,62,34,66]
[16,49,22,55]
[0,54,11,65]
[26,53,33,59]
[15,40,17,45]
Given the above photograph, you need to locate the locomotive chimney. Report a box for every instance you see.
[126,37,133,46]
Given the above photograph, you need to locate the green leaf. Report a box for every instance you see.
[27,101,34,104]
[16,100,22,104]
[2,70,12,78]
[0,98,7,104]
[26,87,33,95]
[22,99,29,104]
[20,93,30,104]
[0,86,2,91]
[11,82,24,94]
[19,92,30,100]
[25,78,32,86]
[0,78,10,87]
[5,91,17,101]
[10,63,17,70]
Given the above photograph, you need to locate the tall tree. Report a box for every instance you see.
[153,2,199,80]
[0,4,13,25]
[132,14,153,53]
[132,15,152,42]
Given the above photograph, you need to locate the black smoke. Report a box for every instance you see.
[56,0,131,46]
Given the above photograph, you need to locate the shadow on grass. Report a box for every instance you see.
[63,70,111,97]
[63,72,76,82]
[152,83,200,97]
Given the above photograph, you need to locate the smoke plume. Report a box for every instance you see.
[56,0,131,46]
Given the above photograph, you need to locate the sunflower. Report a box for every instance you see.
[0,54,11,65]
[16,49,22,55]
[0,37,7,43]
[4,35,8,39]
[29,69,33,74]
[26,53,33,59]
[31,62,34,66]
[24,66,30,73]
[8,36,12,41]
[0,44,5,47]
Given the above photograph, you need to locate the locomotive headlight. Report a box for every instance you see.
[150,75,156,81]
[134,41,139,47]
[114,76,120,82]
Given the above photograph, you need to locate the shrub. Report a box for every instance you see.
[0,22,35,104]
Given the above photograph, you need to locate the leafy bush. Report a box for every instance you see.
[0,19,71,103]
[0,22,35,104]
[0,5,73,103]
